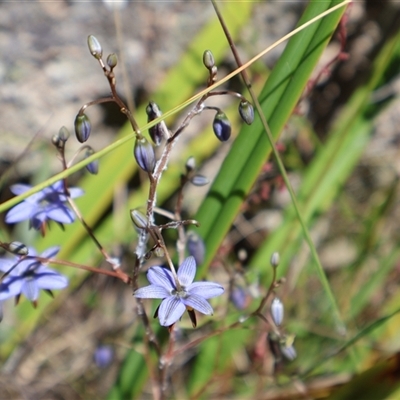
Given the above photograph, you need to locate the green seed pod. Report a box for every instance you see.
[74,114,91,143]
[130,209,148,229]
[87,35,103,60]
[107,53,118,69]
[203,50,215,69]
[238,100,254,125]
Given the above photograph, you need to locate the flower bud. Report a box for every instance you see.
[185,156,196,173]
[7,241,29,256]
[146,102,164,146]
[230,286,249,310]
[212,111,231,142]
[107,53,118,69]
[270,252,280,268]
[87,35,103,59]
[280,334,297,360]
[238,100,254,125]
[187,231,205,265]
[203,50,215,69]
[84,147,99,175]
[190,175,209,187]
[94,345,114,369]
[74,114,91,143]
[271,297,284,326]
[134,137,156,173]
[130,209,148,229]
[58,126,70,142]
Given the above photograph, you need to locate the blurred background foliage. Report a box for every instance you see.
[2,1,400,399]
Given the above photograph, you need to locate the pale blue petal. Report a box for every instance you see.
[40,246,60,260]
[189,282,224,299]
[34,267,68,290]
[0,277,23,300]
[68,187,85,199]
[21,279,39,301]
[5,202,35,223]
[0,258,14,273]
[183,294,213,315]
[9,184,32,196]
[158,297,186,326]
[177,256,196,286]
[26,247,38,257]
[46,205,75,223]
[147,267,175,291]
[10,184,44,203]
[134,284,170,299]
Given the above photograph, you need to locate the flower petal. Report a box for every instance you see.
[147,266,175,291]
[35,270,69,290]
[134,284,170,299]
[158,296,186,326]
[0,280,21,300]
[183,293,213,315]
[5,202,35,224]
[40,246,60,260]
[189,282,224,299]
[68,187,85,199]
[177,256,196,286]
[46,204,75,224]
[9,184,32,196]
[21,279,39,301]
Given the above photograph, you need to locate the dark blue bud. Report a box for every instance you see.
[213,111,231,142]
[87,35,103,60]
[74,114,91,143]
[238,101,254,125]
[84,147,99,175]
[134,137,156,173]
[146,101,164,146]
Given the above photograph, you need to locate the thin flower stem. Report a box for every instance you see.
[34,256,131,284]
[66,197,124,275]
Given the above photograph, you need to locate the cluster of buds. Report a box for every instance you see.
[201,50,255,143]
[266,252,297,363]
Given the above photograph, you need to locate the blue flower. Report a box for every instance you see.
[134,256,224,327]
[5,181,84,232]
[94,345,114,368]
[0,246,68,305]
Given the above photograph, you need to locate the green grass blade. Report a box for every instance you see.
[195,0,348,279]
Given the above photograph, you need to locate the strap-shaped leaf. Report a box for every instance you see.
[195,1,349,277]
